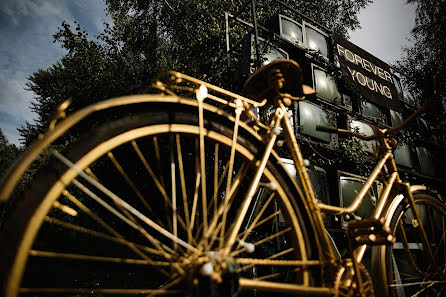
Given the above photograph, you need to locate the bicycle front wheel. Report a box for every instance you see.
[374,193,446,297]
[0,106,315,296]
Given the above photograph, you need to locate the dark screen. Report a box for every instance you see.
[281,18,303,43]
[416,147,437,176]
[395,143,414,168]
[305,26,329,57]
[314,68,340,102]
[361,101,383,120]
[340,177,377,226]
[299,101,332,143]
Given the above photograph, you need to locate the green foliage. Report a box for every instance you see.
[395,0,445,143]
[20,0,370,147]
[0,129,21,179]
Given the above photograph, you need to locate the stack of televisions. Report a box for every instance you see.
[236,12,441,235]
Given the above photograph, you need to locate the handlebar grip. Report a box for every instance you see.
[316,125,338,133]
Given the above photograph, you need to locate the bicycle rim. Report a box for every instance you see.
[377,193,446,297]
[0,111,314,296]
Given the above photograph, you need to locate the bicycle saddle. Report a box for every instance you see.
[242,59,315,105]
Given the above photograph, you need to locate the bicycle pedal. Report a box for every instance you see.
[346,218,396,247]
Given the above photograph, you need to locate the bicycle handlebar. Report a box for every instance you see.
[316,91,434,141]
[315,125,378,141]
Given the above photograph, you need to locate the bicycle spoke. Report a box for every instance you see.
[176,134,191,237]
[62,190,163,260]
[197,94,208,235]
[19,287,183,295]
[107,151,155,217]
[205,162,248,243]
[231,227,292,257]
[29,250,172,266]
[235,192,275,250]
[189,172,201,235]
[203,163,249,246]
[213,143,219,217]
[146,275,184,297]
[132,140,189,234]
[153,136,166,188]
[237,247,295,272]
[44,216,164,257]
[170,135,178,250]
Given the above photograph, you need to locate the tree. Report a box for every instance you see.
[0,129,20,179]
[396,0,446,143]
[20,0,370,146]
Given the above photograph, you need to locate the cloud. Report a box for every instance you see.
[0,0,63,25]
[0,0,109,146]
[0,72,35,145]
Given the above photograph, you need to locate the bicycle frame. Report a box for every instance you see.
[271,99,436,280]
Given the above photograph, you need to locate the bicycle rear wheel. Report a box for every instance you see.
[374,193,446,296]
[0,106,315,296]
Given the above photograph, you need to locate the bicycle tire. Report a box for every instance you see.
[373,193,446,297]
[0,104,316,297]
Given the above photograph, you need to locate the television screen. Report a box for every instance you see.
[305,25,329,57]
[416,147,437,176]
[298,101,333,143]
[307,166,330,205]
[339,173,378,228]
[417,118,430,135]
[240,34,289,75]
[349,120,377,153]
[403,90,416,106]
[313,67,340,102]
[361,101,383,122]
[390,110,403,127]
[392,75,403,99]
[394,143,414,168]
[281,159,331,225]
[261,45,289,65]
[279,16,303,44]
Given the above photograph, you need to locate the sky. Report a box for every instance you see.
[0,0,417,147]
[0,0,109,146]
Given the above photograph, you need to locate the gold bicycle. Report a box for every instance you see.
[0,60,444,296]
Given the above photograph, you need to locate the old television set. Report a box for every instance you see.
[278,14,304,45]
[297,100,338,147]
[392,74,404,100]
[417,118,431,136]
[303,21,330,59]
[360,100,386,124]
[338,171,380,228]
[403,89,417,106]
[240,34,289,75]
[281,158,331,226]
[394,143,415,169]
[311,65,341,103]
[390,110,404,127]
[348,119,377,154]
[416,147,437,177]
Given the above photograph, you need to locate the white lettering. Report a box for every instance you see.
[345,49,355,63]
[383,86,392,99]
[384,71,392,82]
[356,72,367,86]
[363,59,372,73]
[337,44,345,57]
[373,80,384,96]
[366,76,375,90]
[354,54,364,68]
[377,67,385,80]
[347,66,356,80]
